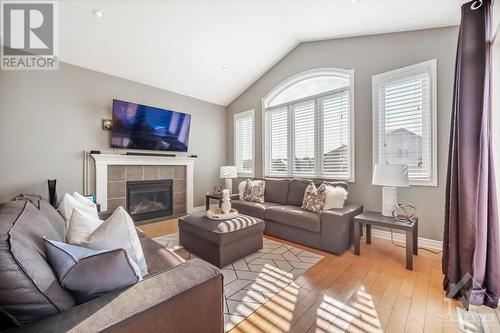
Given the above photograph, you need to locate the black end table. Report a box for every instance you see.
[205,193,239,210]
[353,211,418,270]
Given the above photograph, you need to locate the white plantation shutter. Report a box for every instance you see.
[265,107,288,175]
[373,60,437,185]
[322,91,350,178]
[264,89,353,179]
[292,100,316,175]
[234,110,254,175]
[263,69,354,180]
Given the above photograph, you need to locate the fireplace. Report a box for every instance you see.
[126,180,173,222]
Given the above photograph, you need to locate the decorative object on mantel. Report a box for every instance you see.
[220,166,237,194]
[212,185,222,196]
[392,202,417,223]
[205,207,238,220]
[47,179,58,208]
[220,189,231,214]
[372,164,410,217]
[102,119,113,130]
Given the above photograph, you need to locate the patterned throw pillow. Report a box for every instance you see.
[243,179,265,203]
[301,182,326,213]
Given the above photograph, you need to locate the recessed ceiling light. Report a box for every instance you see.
[350,0,357,3]
[221,66,228,72]
[92,9,106,19]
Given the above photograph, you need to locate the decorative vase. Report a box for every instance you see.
[221,189,231,214]
[47,179,58,207]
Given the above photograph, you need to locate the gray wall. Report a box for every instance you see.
[0,62,227,206]
[227,27,459,241]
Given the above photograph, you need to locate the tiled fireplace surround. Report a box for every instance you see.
[91,154,195,218]
[107,165,187,216]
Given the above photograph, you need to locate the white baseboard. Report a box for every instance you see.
[368,227,443,251]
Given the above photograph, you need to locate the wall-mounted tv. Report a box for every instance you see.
[111,99,191,152]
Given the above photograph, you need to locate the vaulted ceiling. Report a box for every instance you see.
[59,1,464,106]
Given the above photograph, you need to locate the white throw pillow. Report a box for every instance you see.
[79,206,148,277]
[324,186,348,210]
[57,193,99,223]
[66,208,103,244]
[72,192,96,208]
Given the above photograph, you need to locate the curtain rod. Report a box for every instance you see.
[471,0,483,10]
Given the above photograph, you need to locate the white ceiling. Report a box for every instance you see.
[59,0,464,106]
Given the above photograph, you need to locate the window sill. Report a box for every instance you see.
[237,173,254,179]
[408,180,438,187]
[264,174,354,182]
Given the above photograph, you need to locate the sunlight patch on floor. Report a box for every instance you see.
[308,285,382,333]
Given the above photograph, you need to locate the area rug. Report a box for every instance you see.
[153,232,324,331]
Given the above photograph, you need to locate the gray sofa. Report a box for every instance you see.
[0,196,224,333]
[231,178,363,254]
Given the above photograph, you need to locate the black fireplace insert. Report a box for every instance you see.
[126,180,173,222]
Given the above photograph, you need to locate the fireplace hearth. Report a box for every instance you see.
[126,180,173,222]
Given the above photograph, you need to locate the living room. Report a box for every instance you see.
[0,0,499,332]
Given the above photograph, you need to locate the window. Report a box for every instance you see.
[372,59,437,186]
[263,68,354,180]
[234,110,254,176]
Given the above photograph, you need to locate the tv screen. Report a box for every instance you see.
[111,99,191,152]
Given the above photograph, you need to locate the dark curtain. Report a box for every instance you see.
[443,0,499,309]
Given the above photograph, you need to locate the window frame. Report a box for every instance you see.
[261,68,355,181]
[233,109,255,177]
[372,59,438,186]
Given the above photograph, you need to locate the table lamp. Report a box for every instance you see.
[372,164,409,217]
[220,166,237,194]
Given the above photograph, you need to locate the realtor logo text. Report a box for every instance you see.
[1,1,58,70]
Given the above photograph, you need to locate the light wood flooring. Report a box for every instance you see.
[140,219,500,333]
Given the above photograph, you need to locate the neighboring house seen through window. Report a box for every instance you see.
[372,59,437,186]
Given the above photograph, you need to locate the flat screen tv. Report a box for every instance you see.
[111,99,191,152]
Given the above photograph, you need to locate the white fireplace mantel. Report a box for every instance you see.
[91,154,195,212]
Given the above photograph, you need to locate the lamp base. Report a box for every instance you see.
[382,186,398,217]
[224,178,233,195]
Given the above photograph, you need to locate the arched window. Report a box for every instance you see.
[262,68,354,180]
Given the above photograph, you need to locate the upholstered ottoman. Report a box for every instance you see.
[178,212,264,268]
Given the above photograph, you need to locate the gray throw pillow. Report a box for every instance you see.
[43,238,141,303]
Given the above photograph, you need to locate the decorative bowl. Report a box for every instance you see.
[205,208,239,220]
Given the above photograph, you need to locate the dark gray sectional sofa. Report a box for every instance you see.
[0,196,224,333]
[231,178,363,254]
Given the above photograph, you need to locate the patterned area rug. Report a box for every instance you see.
[154,232,324,331]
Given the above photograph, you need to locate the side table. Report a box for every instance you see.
[353,211,418,270]
[205,193,239,211]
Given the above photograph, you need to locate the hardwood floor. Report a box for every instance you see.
[140,219,500,333]
[138,218,179,238]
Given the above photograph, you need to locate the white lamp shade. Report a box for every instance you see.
[220,166,237,179]
[372,164,409,187]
